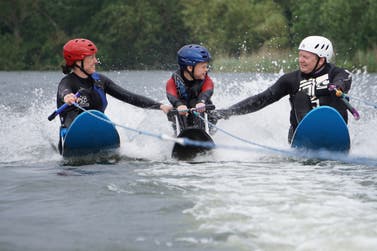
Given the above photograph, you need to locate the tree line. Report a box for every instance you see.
[1,0,376,71]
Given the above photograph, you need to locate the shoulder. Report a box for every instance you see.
[327,63,350,75]
[324,64,351,82]
[168,70,182,84]
[95,72,113,83]
[166,76,175,87]
[60,73,75,81]
[167,76,175,84]
[271,70,301,94]
[203,75,214,86]
[278,70,300,82]
[274,70,300,88]
[204,75,213,82]
[166,76,177,94]
[58,73,78,86]
[95,72,116,89]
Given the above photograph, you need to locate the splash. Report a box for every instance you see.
[1,71,376,164]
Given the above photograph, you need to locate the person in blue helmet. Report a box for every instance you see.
[166,44,217,135]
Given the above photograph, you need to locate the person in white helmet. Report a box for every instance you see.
[216,36,352,143]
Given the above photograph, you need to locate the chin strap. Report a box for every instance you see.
[188,65,196,80]
[309,57,323,75]
[72,60,92,77]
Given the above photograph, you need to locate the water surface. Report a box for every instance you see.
[0,70,376,251]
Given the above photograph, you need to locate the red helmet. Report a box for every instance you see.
[63,38,98,66]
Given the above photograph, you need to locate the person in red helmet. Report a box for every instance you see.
[56,38,172,153]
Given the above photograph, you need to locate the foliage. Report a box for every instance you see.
[89,0,187,70]
[0,0,376,71]
[181,0,289,57]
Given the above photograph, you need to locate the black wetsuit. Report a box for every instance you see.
[221,63,352,142]
[57,72,162,128]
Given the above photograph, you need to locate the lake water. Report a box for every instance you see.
[0,70,376,251]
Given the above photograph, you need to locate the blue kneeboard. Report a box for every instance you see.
[291,106,350,152]
[62,110,120,157]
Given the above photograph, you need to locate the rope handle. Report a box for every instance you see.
[328,84,360,120]
[48,92,81,121]
[167,104,215,116]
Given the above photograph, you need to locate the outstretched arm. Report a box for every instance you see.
[105,77,164,110]
[213,73,295,120]
[228,88,277,115]
[214,87,280,120]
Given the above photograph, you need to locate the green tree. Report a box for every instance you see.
[88,0,187,69]
[0,0,106,70]
[0,0,36,69]
[182,0,289,57]
[0,0,376,71]
[290,0,377,59]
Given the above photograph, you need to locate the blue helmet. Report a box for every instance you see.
[177,44,211,68]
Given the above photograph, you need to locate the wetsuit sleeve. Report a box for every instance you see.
[226,74,294,116]
[56,74,83,128]
[57,77,76,102]
[166,77,185,107]
[103,76,162,109]
[330,66,352,93]
[197,76,214,103]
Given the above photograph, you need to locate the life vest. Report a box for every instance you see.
[297,64,335,107]
[172,71,189,104]
[91,73,108,112]
[172,70,204,106]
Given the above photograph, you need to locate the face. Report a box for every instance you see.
[79,54,98,74]
[298,50,324,74]
[191,62,209,80]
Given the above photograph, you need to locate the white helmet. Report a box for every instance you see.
[298,36,333,63]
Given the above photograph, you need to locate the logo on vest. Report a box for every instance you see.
[299,73,330,107]
[78,95,89,107]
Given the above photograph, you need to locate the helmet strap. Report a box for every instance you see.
[184,65,196,80]
[308,56,321,75]
[73,60,91,77]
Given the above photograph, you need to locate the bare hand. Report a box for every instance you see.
[177,105,188,116]
[195,102,206,113]
[63,93,77,105]
[160,104,173,114]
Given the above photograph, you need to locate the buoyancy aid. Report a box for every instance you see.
[91,72,108,112]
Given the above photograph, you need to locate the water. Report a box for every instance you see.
[0,70,377,251]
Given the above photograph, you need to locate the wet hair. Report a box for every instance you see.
[61,64,74,74]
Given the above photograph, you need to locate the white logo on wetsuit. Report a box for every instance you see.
[78,95,89,107]
[299,73,330,107]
